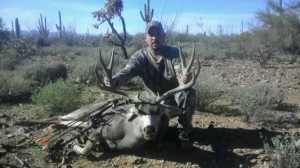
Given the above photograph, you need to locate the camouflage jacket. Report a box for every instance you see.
[112,45,182,95]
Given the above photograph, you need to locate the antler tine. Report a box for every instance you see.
[108,47,115,70]
[155,45,201,103]
[178,43,195,73]
[185,43,195,73]
[98,48,112,82]
[178,43,187,68]
[95,48,142,103]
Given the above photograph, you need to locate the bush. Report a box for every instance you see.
[19,62,46,83]
[0,30,10,51]
[263,132,300,168]
[19,61,67,86]
[32,79,81,115]
[232,82,283,121]
[0,48,19,70]
[194,75,222,111]
[72,55,97,84]
[0,72,32,103]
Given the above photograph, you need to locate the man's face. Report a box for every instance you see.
[145,27,166,51]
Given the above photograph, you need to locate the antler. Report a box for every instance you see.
[95,48,142,102]
[155,43,201,102]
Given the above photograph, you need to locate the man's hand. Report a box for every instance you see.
[104,77,117,88]
[104,77,112,87]
[179,72,191,84]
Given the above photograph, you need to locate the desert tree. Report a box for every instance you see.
[158,0,180,44]
[256,0,300,61]
[93,0,128,59]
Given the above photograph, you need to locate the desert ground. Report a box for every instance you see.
[0,58,299,168]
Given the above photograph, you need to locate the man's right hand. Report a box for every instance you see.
[104,77,112,87]
[104,77,117,88]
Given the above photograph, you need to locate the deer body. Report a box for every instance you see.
[56,102,166,155]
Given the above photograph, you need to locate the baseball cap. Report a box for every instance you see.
[146,20,164,33]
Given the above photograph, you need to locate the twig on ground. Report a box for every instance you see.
[13,154,31,168]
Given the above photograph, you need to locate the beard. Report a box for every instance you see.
[151,43,162,51]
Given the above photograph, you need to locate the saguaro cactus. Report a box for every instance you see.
[185,25,189,34]
[56,11,63,42]
[37,14,49,39]
[140,0,153,23]
[15,18,21,38]
[11,21,15,38]
[278,0,283,14]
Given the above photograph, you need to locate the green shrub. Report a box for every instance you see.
[194,75,222,111]
[0,48,18,70]
[19,62,46,83]
[32,79,81,115]
[0,72,32,102]
[263,132,300,168]
[232,82,283,121]
[72,55,97,84]
[41,44,71,56]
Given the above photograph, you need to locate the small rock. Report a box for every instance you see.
[0,123,9,129]
[192,164,200,168]
[276,113,299,124]
[233,148,241,153]
[250,159,257,164]
[7,133,14,138]
[254,149,264,155]
[0,148,7,154]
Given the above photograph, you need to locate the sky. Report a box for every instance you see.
[0,0,268,35]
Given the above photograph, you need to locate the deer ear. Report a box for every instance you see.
[128,113,138,121]
[128,108,138,121]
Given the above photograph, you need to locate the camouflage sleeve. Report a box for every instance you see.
[112,53,142,88]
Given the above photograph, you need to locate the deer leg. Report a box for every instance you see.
[72,130,100,156]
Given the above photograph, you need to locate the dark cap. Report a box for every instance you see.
[146,20,164,33]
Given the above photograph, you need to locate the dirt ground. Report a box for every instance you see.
[0,59,299,168]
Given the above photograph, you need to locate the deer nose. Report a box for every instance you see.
[143,126,155,135]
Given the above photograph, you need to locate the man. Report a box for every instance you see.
[106,20,196,144]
